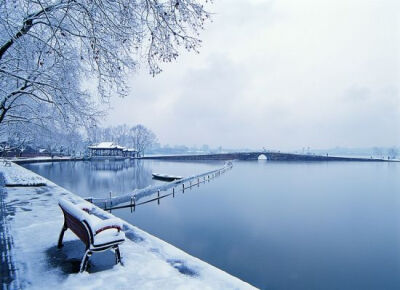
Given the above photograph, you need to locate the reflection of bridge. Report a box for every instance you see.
[142,152,387,162]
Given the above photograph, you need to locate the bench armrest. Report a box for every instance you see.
[76,202,96,214]
[92,218,123,235]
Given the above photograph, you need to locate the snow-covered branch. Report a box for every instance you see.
[0,0,211,133]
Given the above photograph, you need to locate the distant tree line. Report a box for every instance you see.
[373,147,399,160]
[87,124,157,157]
[0,123,157,158]
[302,146,399,160]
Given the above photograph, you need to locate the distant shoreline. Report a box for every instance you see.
[7,151,397,165]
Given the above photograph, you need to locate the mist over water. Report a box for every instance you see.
[25,160,400,289]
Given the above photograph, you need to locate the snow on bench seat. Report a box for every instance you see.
[58,198,125,272]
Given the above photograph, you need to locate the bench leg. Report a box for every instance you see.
[114,246,122,265]
[57,223,68,249]
[80,249,92,273]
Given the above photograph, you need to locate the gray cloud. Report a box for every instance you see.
[106,0,400,150]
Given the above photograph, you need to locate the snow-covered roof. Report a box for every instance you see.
[88,142,137,152]
[88,142,116,149]
[123,148,137,152]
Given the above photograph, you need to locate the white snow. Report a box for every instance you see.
[88,142,137,153]
[88,142,117,149]
[1,161,47,186]
[12,156,71,160]
[91,162,233,208]
[1,163,255,289]
[90,218,123,234]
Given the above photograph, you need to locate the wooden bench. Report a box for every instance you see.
[58,199,125,272]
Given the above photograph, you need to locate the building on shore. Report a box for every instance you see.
[88,142,138,158]
[122,148,138,158]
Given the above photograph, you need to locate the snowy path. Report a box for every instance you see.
[0,173,20,288]
[0,163,255,289]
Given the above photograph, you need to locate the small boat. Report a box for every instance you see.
[152,173,183,182]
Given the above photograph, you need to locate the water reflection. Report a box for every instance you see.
[24,160,400,290]
[24,160,154,198]
[24,160,221,199]
[88,159,136,171]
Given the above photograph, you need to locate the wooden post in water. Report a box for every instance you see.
[172,187,175,198]
[109,191,112,213]
[198,178,200,187]
[182,183,185,193]
[157,190,160,205]
[130,196,135,213]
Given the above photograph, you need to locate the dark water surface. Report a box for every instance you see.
[24,160,400,290]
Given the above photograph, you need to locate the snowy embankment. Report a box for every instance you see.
[0,162,255,289]
[11,156,77,164]
[1,161,46,186]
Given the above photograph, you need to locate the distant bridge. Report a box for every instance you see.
[142,152,387,162]
[11,152,390,165]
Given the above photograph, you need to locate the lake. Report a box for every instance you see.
[24,160,400,290]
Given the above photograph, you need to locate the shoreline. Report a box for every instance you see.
[0,162,255,289]
[7,152,397,166]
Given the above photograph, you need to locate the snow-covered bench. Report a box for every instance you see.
[58,199,125,272]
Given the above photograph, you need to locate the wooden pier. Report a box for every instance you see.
[86,163,232,212]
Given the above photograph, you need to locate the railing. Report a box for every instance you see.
[85,161,233,211]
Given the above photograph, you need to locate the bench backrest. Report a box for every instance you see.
[59,199,93,247]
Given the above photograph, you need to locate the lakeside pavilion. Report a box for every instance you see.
[88,142,138,158]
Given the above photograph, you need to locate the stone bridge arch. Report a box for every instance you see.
[257,154,268,160]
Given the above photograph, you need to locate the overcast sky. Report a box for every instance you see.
[106,0,400,150]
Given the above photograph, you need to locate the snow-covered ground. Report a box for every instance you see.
[1,160,47,186]
[10,156,72,161]
[0,162,255,289]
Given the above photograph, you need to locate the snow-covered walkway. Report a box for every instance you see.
[0,162,255,289]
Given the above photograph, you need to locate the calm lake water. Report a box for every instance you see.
[24,160,400,290]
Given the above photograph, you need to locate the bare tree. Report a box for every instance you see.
[113,124,131,147]
[0,0,210,131]
[388,147,398,159]
[0,122,37,157]
[86,124,157,157]
[130,124,157,156]
[372,147,383,158]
